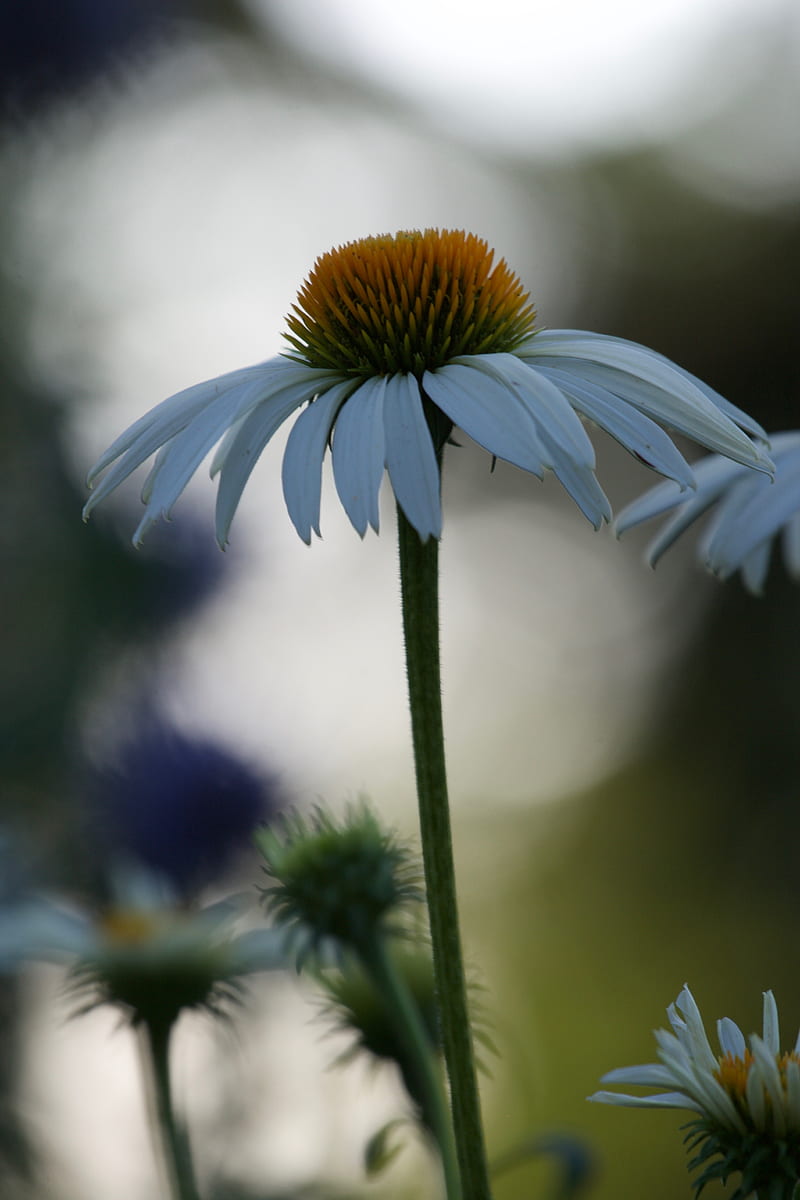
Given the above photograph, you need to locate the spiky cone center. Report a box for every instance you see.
[284,228,537,377]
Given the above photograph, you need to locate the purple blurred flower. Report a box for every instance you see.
[92,717,279,895]
[0,0,173,109]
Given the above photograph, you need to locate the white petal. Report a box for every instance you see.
[707,473,800,580]
[85,364,271,487]
[750,1034,785,1134]
[762,991,780,1056]
[588,1090,701,1111]
[745,1053,767,1128]
[422,362,547,475]
[282,381,353,542]
[615,457,749,565]
[785,1058,800,1126]
[522,331,771,471]
[214,377,323,546]
[209,415,249,477]
[135,392,258,524]
[675,986,719,1075]
[600,1064,680,1088]
[717,1017,746,1059]
[528,332,768,442]
[332,376,387,536]
[0,901,96,962]
[537,365,694,488]
[782,512,800,578]
[738,540,772,593]
[456,353,595,467]
[546,450,612,528]
[228,929,289,973]
[383,374,442,541]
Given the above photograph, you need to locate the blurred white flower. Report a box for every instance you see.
[0,867,284,1026]
[616,430,800,593]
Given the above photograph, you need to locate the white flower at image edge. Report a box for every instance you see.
[82,230,772,546]
[590,984,800,1137]
[0,869,284,1010]
[616,431,800,593]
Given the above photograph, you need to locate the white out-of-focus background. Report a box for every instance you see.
[3,1,799,1197]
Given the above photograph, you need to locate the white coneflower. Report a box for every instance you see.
[83,229,771,546]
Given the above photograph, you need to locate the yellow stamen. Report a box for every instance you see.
[285,228,536,376]
[715,1050,754,1099]
[101,909,164,945]
[716,1048,800,1102]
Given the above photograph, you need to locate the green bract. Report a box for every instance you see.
[257,805,423,962]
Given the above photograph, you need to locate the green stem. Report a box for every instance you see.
[139,1020,201,1200]
[361,937,460,1196]
[397,504,492,1200]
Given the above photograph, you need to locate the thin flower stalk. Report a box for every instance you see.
[398,503,490,1200]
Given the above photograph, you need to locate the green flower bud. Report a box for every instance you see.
[256,804,423,962]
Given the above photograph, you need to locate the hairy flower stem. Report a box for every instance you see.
[361,937,459,1194]
[397,504,492,1200]
[140,1020,201,1200]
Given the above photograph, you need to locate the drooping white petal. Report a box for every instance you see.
[546,449,612,528]
[522,331,771,472]
[214,375,331,546]
[615,457,748,566]
[281,381,354,542]
[671,363,768,442]
[422,362,547,475]
[479,358,613,526]
[84,359,342,532]
[717,1017,747,1060]
[706,471,800,580]
[738,540,772,593]
[135,392,259,524]
[456,353,595,468]
[527,331,769,440]
[536,365,695,489]
[331,376,387,536]
[85,363,273,488]
[383,374,442,541]
[782,512,800,579]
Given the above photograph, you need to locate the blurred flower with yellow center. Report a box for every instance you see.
[83,228,772,546]
[590,985,800,1200]
[0,868,284,1028]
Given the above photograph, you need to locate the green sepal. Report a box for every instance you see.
[363,1118,409,1177]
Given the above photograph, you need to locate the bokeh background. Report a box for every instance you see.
[2,0,800,1196]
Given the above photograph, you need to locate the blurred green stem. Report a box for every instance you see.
[140,1019,201,1200]
[361,937,459,1194]
[397,504,491,1200]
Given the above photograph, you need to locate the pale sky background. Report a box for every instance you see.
[7,0,798,1193]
